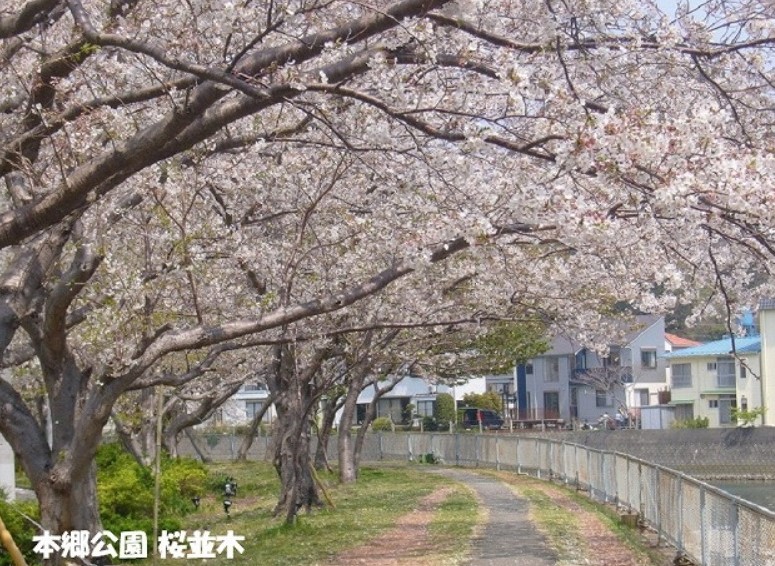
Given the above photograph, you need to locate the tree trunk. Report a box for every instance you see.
[314,392,343,471]
[354,375,403,472]
[337,375,364,483]
[236,390,278,461]
[354,393,380,470]
[36,461,102,538]
[272,396,321,523]
[267,344,326,524]
[184,428,211,463]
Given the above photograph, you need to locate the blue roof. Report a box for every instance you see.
[663,336,760,359]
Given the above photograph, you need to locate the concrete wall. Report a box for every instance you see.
[0,434,15,501]
[558,428,775,478]
[177,427,775,480]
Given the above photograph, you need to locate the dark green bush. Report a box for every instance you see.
[371,417,393,431]
[96,443,207,536]
[422,416,439,431]
[0,495,40,566]
[672,416,709,429]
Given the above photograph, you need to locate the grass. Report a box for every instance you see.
[139,461,477,566]
[484,470,667,565]
[425,485,480,564]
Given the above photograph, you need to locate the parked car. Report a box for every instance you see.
[460,407,504,430]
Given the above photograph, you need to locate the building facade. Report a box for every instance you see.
[664,336,762,427]
[516,315,667,427]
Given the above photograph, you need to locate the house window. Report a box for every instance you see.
[636,388,650,406]
[244,383,265,391]
[641,349,657,369]
[675,404,694,421]
[717,358,735,388]
[707,362,717,371]
[575,350,587,371]
[708,400,719,408]
[544,391,560,419]
[246,401,264,420]
[596,390,612,407]
[672,363,692,388]
[525,362,534,374]
[604,348,621,368]
[719,395,737,425]
[545,358,560,382]
[740,365,747,379]
[416,400,434,417]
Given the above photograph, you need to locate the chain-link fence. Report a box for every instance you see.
[363,432,775,566]
[181,431,775,565]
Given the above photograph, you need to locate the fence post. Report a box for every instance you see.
[587,448,592,496]
[474,434,480,468]
[496,435,500,470]
[536,439,541,479]
[638,462,644,519]
[700,486,707,566]
[655,469,662,545]
[733,502,740,566]
[379,433,384,461]
[677,474,683,553]
[455,433,460,466]
[408,434,413,461]
[516,437,521,474]
[574,444,579,489]
[547,440,553,479]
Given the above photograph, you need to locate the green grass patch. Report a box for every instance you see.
[427,485,479,563]
[518,485,585,562]
[139,462,464,566]
[485,471,663,565]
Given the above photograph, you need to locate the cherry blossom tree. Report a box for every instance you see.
[0,0,773,539]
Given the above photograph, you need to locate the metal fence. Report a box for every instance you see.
[366,432,775,566]
[180,431,775,565]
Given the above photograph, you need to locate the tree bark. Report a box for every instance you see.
[266,344,333,523]
[236,389,278,461]
[337,374,364,483]
[354,377,402,470]
[314,391,344,471]
[236,393,277,462]
[272,400,321,523]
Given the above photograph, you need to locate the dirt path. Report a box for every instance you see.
[324,486,456,565]
[326,468,676,566]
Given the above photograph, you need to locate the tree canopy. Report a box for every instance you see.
[0,0,774,533]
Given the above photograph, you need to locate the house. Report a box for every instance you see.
[666,333,702,352]
[664,336,761,427]
[220,381,276,425]
[355,375,489,424]
[516,315,667,427]
[757,299,775,426]
[661,300,775,428]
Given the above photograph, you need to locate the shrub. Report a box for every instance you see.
[0,495,40,566]
[434,393,456,424]
[422,416,439,431]
[731,406,766,426]
[371,417,393,431]
[96,443,207,535]
[672,416,709,429]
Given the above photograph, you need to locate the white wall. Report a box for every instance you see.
[0,434,14,501]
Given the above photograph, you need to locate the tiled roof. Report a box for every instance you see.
[665,333,702,348]
[663,336,760,358]
[759,298,775,310]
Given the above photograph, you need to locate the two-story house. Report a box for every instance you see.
[664,336,761,427]
[516,314,667,427]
